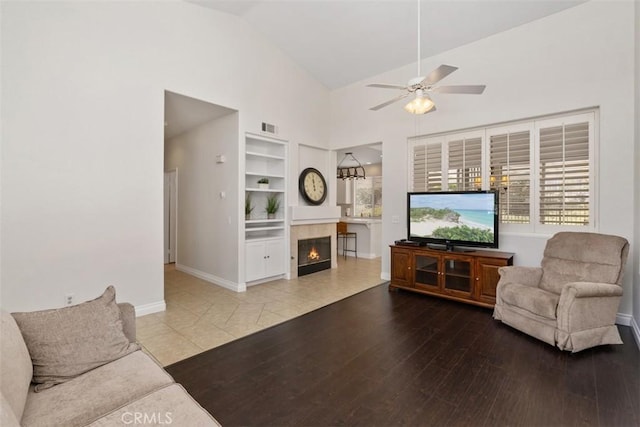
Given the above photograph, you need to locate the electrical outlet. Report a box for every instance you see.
[65,294,74,306]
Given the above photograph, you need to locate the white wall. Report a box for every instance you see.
[165,112,240,289]
[293,145,334,206]
[330,1,637,316]
[1,1,329,311]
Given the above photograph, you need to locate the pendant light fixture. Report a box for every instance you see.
[337,152,366,180]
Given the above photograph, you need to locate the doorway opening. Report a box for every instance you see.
[163,90,237,269]
[164,169,177,264]
[334,142,384,262]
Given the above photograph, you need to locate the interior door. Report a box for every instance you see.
[164,170,177,264]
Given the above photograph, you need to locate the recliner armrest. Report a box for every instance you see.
[561,281,623,298]
[497,266,543,287]
[556,281,623,344]
[117,302,136,343]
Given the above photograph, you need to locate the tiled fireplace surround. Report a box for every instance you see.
[289,223,338,279]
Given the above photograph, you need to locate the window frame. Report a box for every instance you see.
[486,122,534,234]
[407,109,599,235]
[408,135,445,192]
[443,130,484,192]
[353,175,383,218]
[532,111,597,234]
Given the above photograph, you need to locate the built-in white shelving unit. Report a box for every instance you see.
[244,133,288,283]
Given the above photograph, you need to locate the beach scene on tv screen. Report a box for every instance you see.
[409,193,495,243]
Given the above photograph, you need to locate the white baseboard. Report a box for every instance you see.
[343,252,378,259]
[631,316,640,350]
[618,313,640,350]
[246,274,285,287]
[616,313,632,326]
[135,300,166,317]
[381,272,391,281]
[176,264,246,292]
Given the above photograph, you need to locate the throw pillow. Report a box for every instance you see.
[12,286,139,391]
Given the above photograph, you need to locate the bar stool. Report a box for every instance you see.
[337,221,357,259]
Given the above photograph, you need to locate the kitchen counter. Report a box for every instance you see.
[337,217,382,258]
[340,217,382,225]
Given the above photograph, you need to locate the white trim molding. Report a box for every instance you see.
[135,300,166,317]
[615,313,640,349]
[290,206,341,225]
[176,263,246,292]
[629,316,640,350]
[616,313,633,326]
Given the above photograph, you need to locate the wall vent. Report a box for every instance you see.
[261,122,278,135]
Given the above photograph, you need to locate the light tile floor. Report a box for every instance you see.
[137,256,383,366]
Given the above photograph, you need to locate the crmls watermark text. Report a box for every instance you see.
[121,412,173,425]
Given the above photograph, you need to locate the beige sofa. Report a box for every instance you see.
[1,289,220,426]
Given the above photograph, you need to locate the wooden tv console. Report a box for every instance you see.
[389,244,514,308]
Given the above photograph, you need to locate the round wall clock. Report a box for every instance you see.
[298,167,327,205]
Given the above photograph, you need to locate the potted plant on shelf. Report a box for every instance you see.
[265,193,280,219]
[245,194,254,220]
[257,178,269,189]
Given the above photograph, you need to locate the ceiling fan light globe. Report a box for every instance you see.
[404,95,435,114]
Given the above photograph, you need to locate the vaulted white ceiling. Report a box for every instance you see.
[188,0,586,89]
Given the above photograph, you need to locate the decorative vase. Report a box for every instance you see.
[267,213,276,219]
[258,183,268,189]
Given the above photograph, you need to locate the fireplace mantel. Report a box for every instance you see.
[289,206,341,225]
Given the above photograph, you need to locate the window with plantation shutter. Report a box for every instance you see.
[408,109,596,233]
[447,136,482,191]
[409,139,442,191]
[489,128,532,224]
[537,119,591,226]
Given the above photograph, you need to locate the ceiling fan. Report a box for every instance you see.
[367,1,486,114]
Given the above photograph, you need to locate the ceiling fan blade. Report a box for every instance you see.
[421,65,458,86]
[367,83,408,90]
[432,85,486,94]
[369,92,410,111]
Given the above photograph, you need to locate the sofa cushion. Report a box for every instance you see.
[12,286,139,391]
[21,350,174,427]
[87,384,221,426]
[499,283,559,320]
[1,392,21,427]
[0,310,33,420]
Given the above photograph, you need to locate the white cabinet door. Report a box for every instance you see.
[246,238,285,282]
[264,239,285,277]
[245,241,267,282]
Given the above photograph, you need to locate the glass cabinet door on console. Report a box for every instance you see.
[442,256,473,297]
[414,254,439,290]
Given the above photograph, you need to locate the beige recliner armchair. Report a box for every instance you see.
[493,231,629,352]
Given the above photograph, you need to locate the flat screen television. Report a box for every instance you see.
[407,190,499,250]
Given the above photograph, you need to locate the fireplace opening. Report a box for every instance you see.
[298,236,331,276]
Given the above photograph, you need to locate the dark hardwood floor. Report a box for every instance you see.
[166,284,640,427]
